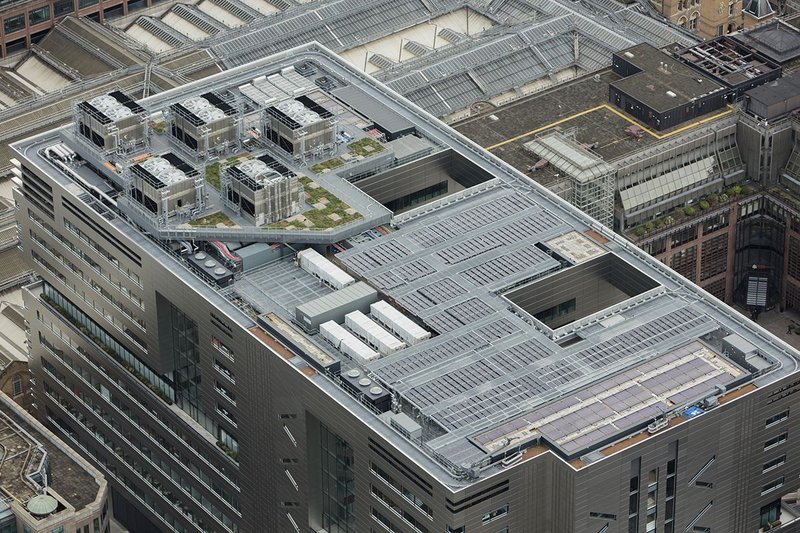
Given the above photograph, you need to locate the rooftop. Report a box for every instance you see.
[0,393,102,514]
[611,43,726,113]
[731,19,800,65]
[677,37,781,89]
[12,43,800,487]
[453,71,734,180]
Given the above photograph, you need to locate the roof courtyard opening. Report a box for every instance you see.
[506,253,661,330]
[351,149,496,214]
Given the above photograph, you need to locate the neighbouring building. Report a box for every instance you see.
[11,42,800,533]
[650,0,744,38]
[0,390,110,533]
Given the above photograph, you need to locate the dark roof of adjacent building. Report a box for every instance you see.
[744,71,800,119]
[611,43,725,113]
[731,19,800,64]
[676,37,780,89]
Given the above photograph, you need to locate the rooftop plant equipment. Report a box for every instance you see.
[319,320,380,362]
[369,300,430,345]
[345,310,406,355]
[297,248,354,290]
[75,91,147,155]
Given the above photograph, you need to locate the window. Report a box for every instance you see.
[762,477,785,495]
[4,14,25,33]
[212,335,233,360]
[446,527,465,533]
[370,485,429,533]
[765,433,788,451]
[54,0,75,17]
[482,505,508,524]
[28,6,50,25]
[12,375,22,397]
[370,462,433,518]
[763,456,786,473]
[766,410,789,428]
[729,2,734,15]
[590,512,617,520]
[629,461,641,533]
[689,12,698,30]
[78,0,98,8]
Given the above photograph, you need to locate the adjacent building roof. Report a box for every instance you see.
[745,71,800,119]
[611,43,725,113]
[731,19,800,65]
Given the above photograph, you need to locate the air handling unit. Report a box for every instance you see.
[75,91,147,155]
[223,156,301,226]
[264,96,336,159]
[297,248,354,290]
[169,92,239,159]
[128,153,205,219]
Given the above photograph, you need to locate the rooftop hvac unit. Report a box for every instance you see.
[319,320,379,362]
[225,158,300,226]
[345,310,406,355]
[370,300,430,345]
[170,93,238,157]
[264,96,335,155]
[297,248,354,290]
[76,91,147,154]
[130,153,203,218]
[341,368,391,412]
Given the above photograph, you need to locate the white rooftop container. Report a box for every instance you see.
[319,320,379,362]
[298,248,355,290]
[370,301,431,345]
[345,311,406,355]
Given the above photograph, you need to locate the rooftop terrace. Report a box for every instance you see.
[12,43,800,486]
[0,394,100,514]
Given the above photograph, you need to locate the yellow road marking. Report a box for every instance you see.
[485,104,735,150]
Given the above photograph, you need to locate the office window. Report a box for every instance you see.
[319,422,355,533]
[54,0,75,16]
[590,512,617,520]
[763,455,786,473]
[766,410,789,427]
[78,0,98,7]
[765,433,788,450]
[483,505,508,524]
[762,477,785,495]
[4,14,25,33]
[28,6,50,25]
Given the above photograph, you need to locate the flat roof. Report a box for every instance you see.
[0,394,101,512]
[745,70,800,114]
[676,37,780,88]
[731,19,800,64]
[611,43,725,113]
[12,43,800,487]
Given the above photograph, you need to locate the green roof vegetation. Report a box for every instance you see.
[348,137,385,157]
[151,121,166,135]
[205,162,220,191]
[310,158,345,174]
[266,176,361,230]
[189,211,236,227]
[627,185,757,240]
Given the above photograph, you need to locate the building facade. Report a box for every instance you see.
[651,0,744,38]
[0,0,168,57]
[12,44,800,533]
